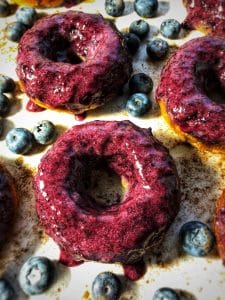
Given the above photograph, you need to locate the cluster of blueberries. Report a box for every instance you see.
[0,221,215,299]
[0,0,37,42]
[0,74,56,154]
[106,0,181,118]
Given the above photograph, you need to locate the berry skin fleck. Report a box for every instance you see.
[160,19,181,39]
[6,127,33,154]
[0,75,15,94]
[126,93,151,117]
[33,120,56,145]
[16,7,37,27]
[153,287,180,300]
[0,94,10,116]
[146,38,169,60]
[0,279,15,300]
[5,22,27,42]
[129,73,153,94]
[105,0,125,17]
[179,221,215,257]
[19,256,55,296]
[92,272,121,300]
[129,19,150,39]
[123,32,140,54]
[0,0,10,18]
[134,0,158,18]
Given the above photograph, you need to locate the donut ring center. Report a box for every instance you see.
[195,61,225,104]
[65,155,126,210]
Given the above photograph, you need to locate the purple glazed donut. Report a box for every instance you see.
[183,0,225,37]
[34,120,180,265]
[0,164,18,245]
[16,11,132,114]
[156,36,225,152]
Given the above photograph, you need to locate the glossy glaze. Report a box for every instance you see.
[34,121,180,269]
[16,11,132,114]
[156,36,225,148]
[183,0,225,36]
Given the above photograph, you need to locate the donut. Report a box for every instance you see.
[34,120,180,265]
[16,11,132,114]
[156,36,225,152]
[0,164,18,246]
[12,0,82,8]
[183,0,225,37]
[214,190,225,263]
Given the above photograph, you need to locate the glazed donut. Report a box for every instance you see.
[16,11,132,114]
[12,0,82,8]
[34,121,180,264]
[156,36,225,152]
[214,190,225,263]
[0,164,18,245]
[183,0,225,37]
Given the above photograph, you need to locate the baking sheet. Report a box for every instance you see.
[1,0,225,299]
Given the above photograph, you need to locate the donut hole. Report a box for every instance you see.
[196,62,225,104]
[65,155,125,210]
[40,35,83,64]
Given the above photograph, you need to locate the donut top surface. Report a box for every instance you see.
[34,121,180,264]
[183,0,225,36]
[16,11,132,114]
[0,165,17,246]
[156,36,225,148]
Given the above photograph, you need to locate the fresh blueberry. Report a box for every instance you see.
[126,93,151,117]
[123,32,140,54]
[0,279,15,300]
[146,38,169,60]
[105,0,124,17]
[129,73,153,94]
[0,75,15,93]
[160,19,181,39]
[179,221,215,257]
[5,22,27,42]
[33,120,56,145]
[129,19,150,39]
[16,7,37,27]
[0,0,10,18]
[0,94,10,116]
[6,128,33,154]
[153,287,180,300]
[92,272,121,300]
[19,256,55,295]
[134,0,158,18]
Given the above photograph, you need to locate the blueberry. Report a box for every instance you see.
[153,287,180,300]
[160,19,181,39]
[129,73,153,94]
[0,94,10,116]
[0,75,15,93]
[0,279,15,300]
[6,128,33,154]
[179,221,215,257]
[123,32,140,54]
[126,93,151,117]
[146,38,169,60]
[5,22,27,42]
[19,256,55,295]
[129,19,150,39]
[16,7,37,27]
[33,120,56,145]
[92,272,121,300]
[134,0,158,18]
[0,0,10,18]
[105,0,125,17]
[0,117,3,137]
